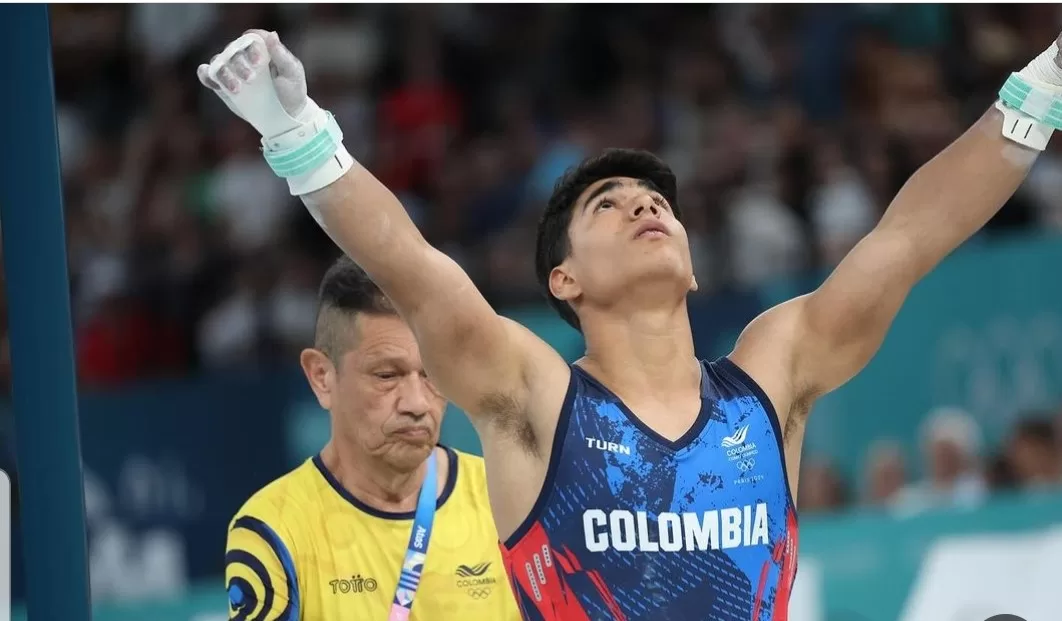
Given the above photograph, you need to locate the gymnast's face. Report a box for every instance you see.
[549,176,696,322]
[302,313,446,472]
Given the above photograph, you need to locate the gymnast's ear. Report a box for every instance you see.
[549,261,582,305]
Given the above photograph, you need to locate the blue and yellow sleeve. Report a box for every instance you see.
[225,515,301,621]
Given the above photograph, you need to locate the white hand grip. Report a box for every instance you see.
[207,33,297,138]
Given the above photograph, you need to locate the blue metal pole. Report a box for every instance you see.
[0,5,92,621]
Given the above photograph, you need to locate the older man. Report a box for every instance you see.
[225,256,519,620]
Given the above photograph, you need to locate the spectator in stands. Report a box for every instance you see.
[892,407,988,514]
[984,451,1018,491]
[1054,406,1062,454]
[863,439,908,508]
[799,457,849,514]
[1004,418,1062,491]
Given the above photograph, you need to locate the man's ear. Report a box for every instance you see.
[300,348,336,411]
[549,261,582,305]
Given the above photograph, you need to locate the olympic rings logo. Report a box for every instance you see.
[737,459,756,472]
[467,587,492,599]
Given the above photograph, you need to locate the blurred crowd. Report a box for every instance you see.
[800,405,1062,515]
[0,3,1052,388]
[0,5,1060,511]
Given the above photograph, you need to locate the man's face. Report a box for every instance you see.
[305,313,446,472]
[867,452,906,504]
[550,176,695,314]
[1007,433,1058,484]
[927,438,966,481]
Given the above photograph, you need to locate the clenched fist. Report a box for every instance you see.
[196,30,312,139]
[195,29,353,196]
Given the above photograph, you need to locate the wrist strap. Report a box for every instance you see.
[261,110,344,178]
[258,106,354,196]
[995,101,1054,151]
[996,73,1062,150]
[998,73,1062,129]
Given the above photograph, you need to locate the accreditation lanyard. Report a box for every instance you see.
[388,451,438,621]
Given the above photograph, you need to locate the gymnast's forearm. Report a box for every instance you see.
[873,107,1037,282]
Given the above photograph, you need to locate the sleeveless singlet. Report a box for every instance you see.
[501,358,798,621]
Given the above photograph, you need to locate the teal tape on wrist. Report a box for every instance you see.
[998,73,1062,130]
[262,112,344,178]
